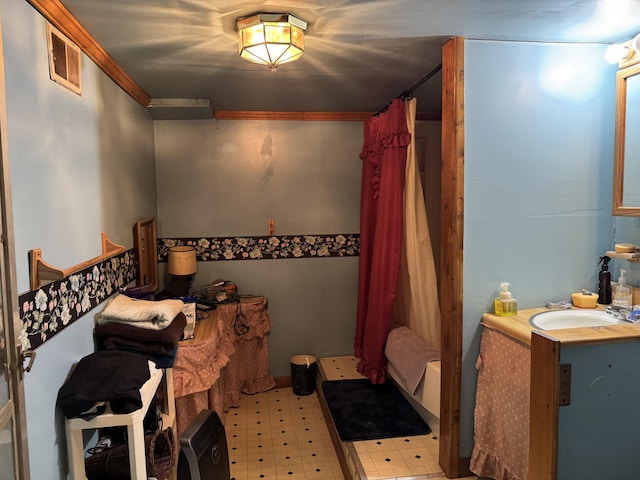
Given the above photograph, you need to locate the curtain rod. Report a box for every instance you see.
[402,62,443,97]
[375,62,443,116]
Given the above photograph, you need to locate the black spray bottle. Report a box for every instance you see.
[597,255,612,304]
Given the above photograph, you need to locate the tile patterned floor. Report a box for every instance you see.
[319,356,364,382]
[227,355,477,480]
[227,387,343,479]
[352,436,444,479]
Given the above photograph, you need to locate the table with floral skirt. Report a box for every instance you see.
[172,296,275,433]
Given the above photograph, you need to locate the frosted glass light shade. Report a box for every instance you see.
[237,13,307,72]
[167,246,197,276]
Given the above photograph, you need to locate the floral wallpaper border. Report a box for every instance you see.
[16,233,360,350]
[158,233,360,261]
[18,250,136,350]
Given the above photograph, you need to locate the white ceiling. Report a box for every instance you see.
[58,0,640,114]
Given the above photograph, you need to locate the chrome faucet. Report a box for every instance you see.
[605,305,631,320]
[604,305,640,322]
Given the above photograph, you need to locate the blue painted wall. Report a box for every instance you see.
[558,342,640,479]
[154,120,363,376]
[463,40,617,456]
[1,0,156,477]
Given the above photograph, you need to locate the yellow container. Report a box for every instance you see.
[571,292,599,308]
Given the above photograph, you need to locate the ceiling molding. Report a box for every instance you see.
[214,111,442,121]
[23,1,445,120]
[26,0,151,107]
[214,111,372,121]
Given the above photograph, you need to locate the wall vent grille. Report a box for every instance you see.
[47,24,81,95]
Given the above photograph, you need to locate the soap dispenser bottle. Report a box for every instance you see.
[613,269,632,309]
[597,255,612,305]
[494,282,518,316]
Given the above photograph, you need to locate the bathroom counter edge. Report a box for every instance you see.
[482,308,546,346]
[482,307,640,347]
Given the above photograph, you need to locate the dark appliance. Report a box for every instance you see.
[177,409,230,480]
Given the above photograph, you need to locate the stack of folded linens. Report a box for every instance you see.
[95,294,186,368]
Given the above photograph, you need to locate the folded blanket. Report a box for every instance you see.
[384,326,440,394]
[95,312,187,354]
[96,294,184,330]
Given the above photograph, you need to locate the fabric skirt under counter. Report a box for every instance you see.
[470,327,531,480]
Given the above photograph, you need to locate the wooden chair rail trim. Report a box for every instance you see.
[28,232,125,291]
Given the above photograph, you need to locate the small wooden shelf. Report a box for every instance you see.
[605,250,640,263]
[28,232,125,290]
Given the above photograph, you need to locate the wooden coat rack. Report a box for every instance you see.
[28,233,125,291]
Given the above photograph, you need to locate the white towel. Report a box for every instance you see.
[96,294,184,330]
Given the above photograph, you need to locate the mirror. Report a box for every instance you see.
[612,54,640,215]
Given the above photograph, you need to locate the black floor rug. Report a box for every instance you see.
[321,379,430,442]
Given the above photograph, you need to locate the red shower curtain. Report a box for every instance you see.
[354,98,410,384]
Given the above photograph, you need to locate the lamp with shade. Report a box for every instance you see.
[167,245,197,297]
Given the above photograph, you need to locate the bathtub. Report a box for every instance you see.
[387,359,441,436]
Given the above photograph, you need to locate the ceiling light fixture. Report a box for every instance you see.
[237,13,307,72]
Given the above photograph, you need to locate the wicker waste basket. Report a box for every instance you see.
[84,427,175,480]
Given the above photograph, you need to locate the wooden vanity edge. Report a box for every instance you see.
[482,308,640,347]
[481,309,544,345]
[529,333,560,480]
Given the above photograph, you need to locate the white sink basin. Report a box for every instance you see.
[529,309,626,330]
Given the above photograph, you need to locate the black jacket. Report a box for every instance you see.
[57,350,152,419]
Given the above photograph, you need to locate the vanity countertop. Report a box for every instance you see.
[482,307,640,347]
